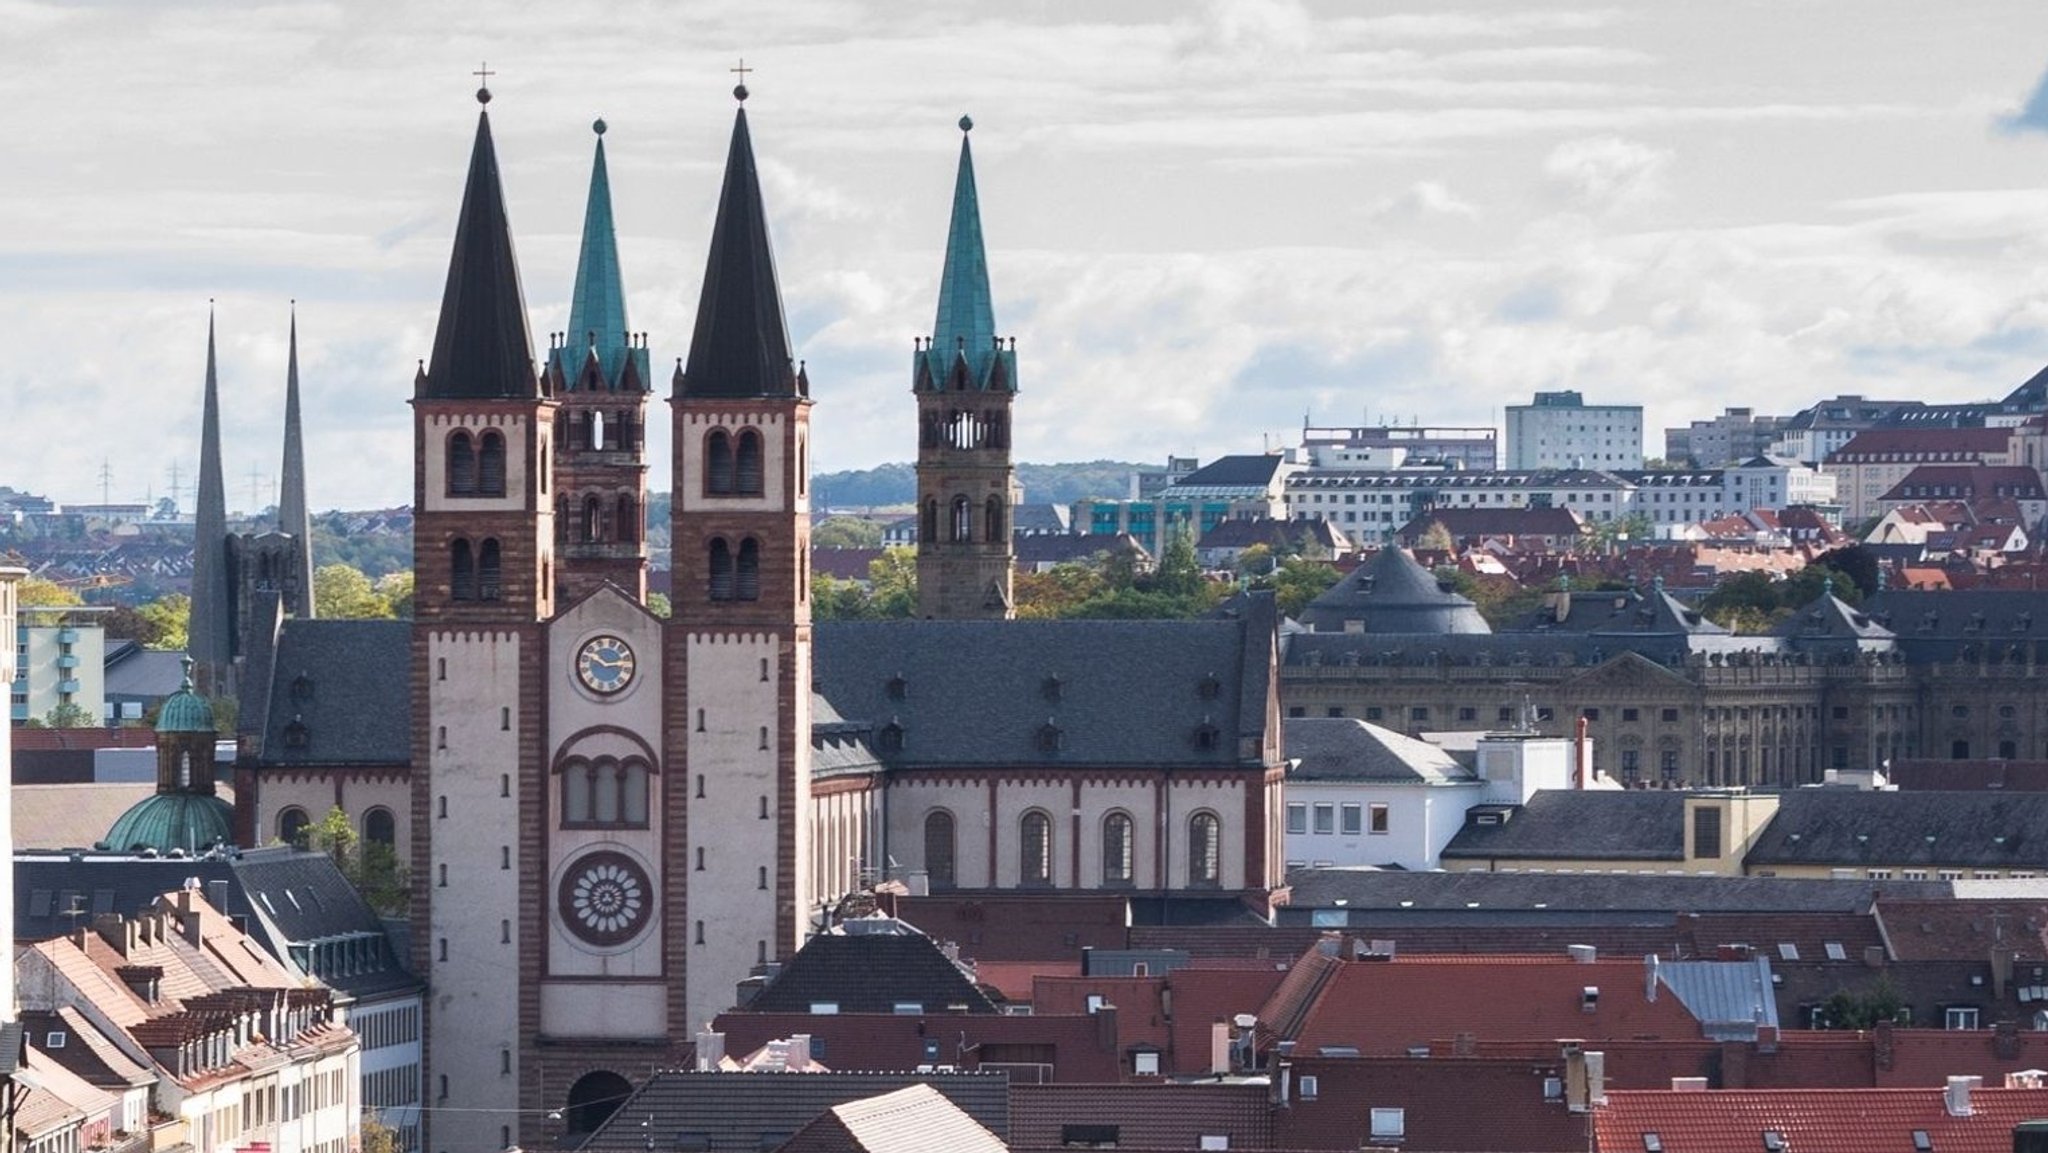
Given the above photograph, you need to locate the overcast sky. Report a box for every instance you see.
[10,0,2048,512]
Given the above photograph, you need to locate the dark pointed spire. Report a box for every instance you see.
[551,118,649,392]
[279,303,317,618]
[189,306,233,677]
[421,94,539,399]
[678,94,800,399]
[917,116,1016,394]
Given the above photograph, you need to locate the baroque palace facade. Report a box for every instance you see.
[227,85,1285,1151]
[1284,547,2048,786]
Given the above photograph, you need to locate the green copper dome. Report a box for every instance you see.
[102,792,234,855]
[155,657,216,734]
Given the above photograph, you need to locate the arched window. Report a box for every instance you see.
[478,431,507,497]
[554,496,569,546]
[1020,810,1053,887]
[1188,812,1221,887]
[1102,811,1134,886]
[985,496,1005,543]
[616,494,638,544]
[562,757,651,829]
[451,539,476,601]
[736,429,765,495]
[924,810,956,890]
[737,538,761,601]
[922,499,938,544]
[277,806,311,847]
[709,539,735,601]
[563,1070,634,1137]
[951,496,972,543]
[706,430,735,495]
[477,539,502,601]
[580,494,603,544]
[616,410,636,452]
[584,409,601,452]
[363,807,396,848]
[447,431,477,496]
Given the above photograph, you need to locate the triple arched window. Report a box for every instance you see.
[561,756,652,828]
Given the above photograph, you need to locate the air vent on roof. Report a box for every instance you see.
[1763,1132,1787,1152]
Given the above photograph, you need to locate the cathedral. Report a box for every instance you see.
[228,82,1286,1151]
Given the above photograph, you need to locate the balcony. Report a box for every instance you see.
[56,654,79,670]
[57,679,80,694]
[57,628,78,644]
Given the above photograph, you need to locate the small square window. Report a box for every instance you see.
[1340,804,1363,836]
[1286,804,1307,836]
[1369,804,1389,834]
[1369,1108,1405,1140]
[1312,804,1335,835]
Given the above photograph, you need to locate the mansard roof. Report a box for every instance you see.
[813,614,1272,770]
[421,101,540,400]
[678,104,802,400]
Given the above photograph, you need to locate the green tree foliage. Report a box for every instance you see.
[42,701,96,728]
[812,517,885,549]
[1700,555,1868,634]
[314,563,396,620]
[16,576,82,608]
[361,1117,403,1153]
[809,549,919,620]
[1815,978,1910,1029]
[299,805,410,916]
[1014,564,1108,619]
[646,592,672,619]
[1269,558,1342,619]
[808,460,1151,507]
[136,594,191,651]
[373,571,414,619]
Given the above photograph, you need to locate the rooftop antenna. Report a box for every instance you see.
[98,459,112,508]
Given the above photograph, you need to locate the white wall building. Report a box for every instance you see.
[12,609,105,725]
[1282,721,1589,871]
[1506,391,1644,471]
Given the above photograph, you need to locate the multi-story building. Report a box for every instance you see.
[13,606,106,725]
[1074,454,1295,554]
[1300,423,1498,471]
[1821,427,2017,521]
[1505,391,1643,471]
[1665,407,1793,467]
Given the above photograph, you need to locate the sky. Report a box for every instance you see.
[10,0,2048,513]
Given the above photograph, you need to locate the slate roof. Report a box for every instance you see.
[422,103,540,401]
[1506,583,1729,637]
[1743,790,2048,870]
[1297,547,1491,635]
[776,1083,1007,1153]
[1009,1083,1274,1151]
[745,927,997,1015]
[679,105,804,400]
[579,1070,1011,1153]
[254,619,412,765]
[1879,465,2045,503]
[102,644,188,703]
[1013,533,1146,568]
[1170,454,1289,489]
[813,614,1269,769]
[1196,516,1345,553]
[14,846,419,1000]
[1595,1087,2048,1153]
[1439,790,1687,862]
[1860,588,2048,662]
[1279,869,1950,916]
[1772,592,1895,643]
[1283,718,1472,784]
[1397,505,1586,540]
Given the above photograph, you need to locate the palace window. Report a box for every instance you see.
[1020,811,1053,886]
[1188,812,1221,887]
[1103,812,1134,885]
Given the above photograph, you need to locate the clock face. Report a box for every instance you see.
[576,635,636,694]
[558,850,652,947]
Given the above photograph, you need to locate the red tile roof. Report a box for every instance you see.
[1827,427,2014,462]
[1289,957,1707,1054]
[1594,1085,2048,1153]
[1276,1055,1590,1152]
[1010,1082,1273,1150]
[1874,900,2048,963]
[878,893,1130,962]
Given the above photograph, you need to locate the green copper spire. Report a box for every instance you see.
[551,118,649,392]
[918,116,1016,394]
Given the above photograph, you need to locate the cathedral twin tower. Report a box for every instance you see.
[409,83,1017,1149]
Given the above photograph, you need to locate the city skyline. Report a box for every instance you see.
[10,1,2048,510]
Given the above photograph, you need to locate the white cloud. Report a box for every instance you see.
[1542,135,1672,209]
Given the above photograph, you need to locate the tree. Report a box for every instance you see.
[1814,544,1880,599]
[1269,557,1341,619]
[813,517,884,550]
[42,701,96,728]
[1234,544,1277,582]
[1412,521,1455,553]
[361,1116,403,1153]
[374,571,415,619]
[1816,978,1910,1029]
[301,805,409,915]
[865,548,918,618]
[16,576,81,610]
[646,592,672,619]
[135,594,190,651]
[1014,564,1107,619]
[1152,527,1204,600]
[314,563,394,619]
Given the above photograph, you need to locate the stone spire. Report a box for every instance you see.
[420,93,540,400]
[279,304,317,618]
[677,95,803,399]
[188,307,233,683]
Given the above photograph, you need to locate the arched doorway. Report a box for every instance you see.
[564,1070,633,1137]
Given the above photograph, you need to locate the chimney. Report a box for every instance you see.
[695,1030,725,1071]
[1722,1040,1750,1089]
[1585,1051,1607,1107]
[1863,945,1887,968]
[206,880,231,916]
[1567,944,1597,964]
[1875,1020,1895,1072]
[1562,1043,1590,1113]
[2006,1069,2047,1089]
[1998,1021,2022,1061]
[788,1035,812,1072]
[1645,954,1660,1002]
[1756,1025,1779,1054]
[1574,716,1590,788]
[1671,1076,1708,1091]
[1210,1020,1230,1076]
[1946,1074,1981,1117]
[1096,1004,1119,1051]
